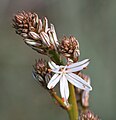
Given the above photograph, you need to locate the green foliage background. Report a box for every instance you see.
[0,0,115,119]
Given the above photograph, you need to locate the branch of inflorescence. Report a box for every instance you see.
[49,50,78,120]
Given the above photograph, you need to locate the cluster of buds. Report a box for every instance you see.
[32,59,51,89]
[79,110,100,120]
[59,36,80,61]
[13,11,59,54]
[13,11,80,61]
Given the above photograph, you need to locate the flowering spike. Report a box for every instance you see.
[13,11,59,55]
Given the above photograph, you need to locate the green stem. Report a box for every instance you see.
[48,50,63,64]
[68,83,78,120]
[49,89,70,110]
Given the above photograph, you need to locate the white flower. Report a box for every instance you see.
[47,59,92,103]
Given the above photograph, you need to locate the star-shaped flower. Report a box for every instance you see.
[47,59,92,103]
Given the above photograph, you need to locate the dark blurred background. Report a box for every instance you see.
[0,0,116,120]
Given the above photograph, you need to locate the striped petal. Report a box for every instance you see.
[47,74,61,89]
[66,73,92,91]
[48,61,59,70]
[60,75,69,102]
[67,59,90,69]
[66,59,90,73]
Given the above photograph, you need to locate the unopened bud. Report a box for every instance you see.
[59,36,80,60]
[24,39,41,46]
[32,59,52,89]
[29,32,40,40]
[79,110,100,120]
[81,75,91,107]
[75,73,91,107]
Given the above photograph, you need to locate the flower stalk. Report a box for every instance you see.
[48,49,62,65]
[47,49,78,119]
[48,52,79,120]
[68,83,78,120]
[49,89,70,110]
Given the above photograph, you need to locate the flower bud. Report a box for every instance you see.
[75,73,91,107]
[59,36,80,60]
[13,11,38,38]
[79,110,100,120]
[29,32,40,40]
[32,59,52,89]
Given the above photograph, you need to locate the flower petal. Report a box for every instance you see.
[60,75,69,101]
[47,74,61,89]
[48,61,59,70]
[66,59,90,73]
[66,73,92,91]
[67,59,90,69]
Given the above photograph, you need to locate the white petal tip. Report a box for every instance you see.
[47,86,50,89]
[47,84,52,89]
[85,85,92,91]
[84,59,90,64]
[89,86,92,91]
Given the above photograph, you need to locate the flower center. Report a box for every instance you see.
[60,68,66,74]
[59,65,67,74]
